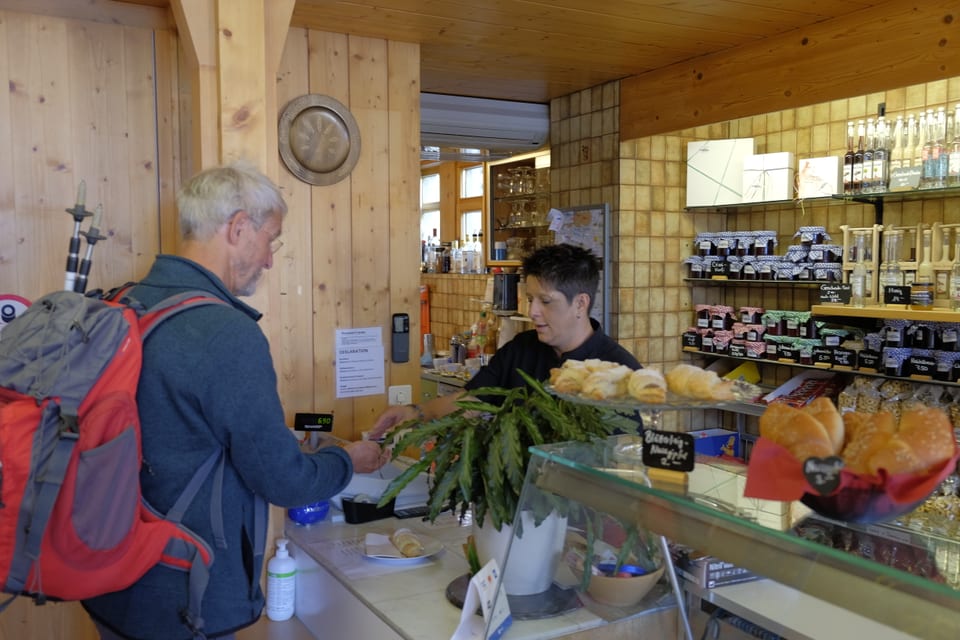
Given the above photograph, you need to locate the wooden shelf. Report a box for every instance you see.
[811,304,960,323]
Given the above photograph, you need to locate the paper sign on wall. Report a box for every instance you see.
[335,327,386,398]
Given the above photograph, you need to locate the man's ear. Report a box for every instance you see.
[226,210,249,247]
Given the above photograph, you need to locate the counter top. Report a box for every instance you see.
[285,509,675,640]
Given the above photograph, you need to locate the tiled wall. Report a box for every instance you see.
[419,274,491,355]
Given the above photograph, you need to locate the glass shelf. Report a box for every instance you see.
[524,437,960,639]
[685,277,834,287]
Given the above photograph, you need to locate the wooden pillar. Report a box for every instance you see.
[170,0,294,175]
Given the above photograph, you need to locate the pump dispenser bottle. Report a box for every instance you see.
[266,538,296,621]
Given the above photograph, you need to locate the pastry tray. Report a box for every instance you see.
[545,380,762,412]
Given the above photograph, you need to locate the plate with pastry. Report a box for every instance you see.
[744,398,960,523]
[363,529,444,564]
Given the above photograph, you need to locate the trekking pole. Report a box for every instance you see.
[64,181,92,292]
[75,204,106,294]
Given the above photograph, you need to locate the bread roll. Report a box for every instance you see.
[882,406,955,473]
[840,411,896,474]
[581,364,632,400]
[627,368,667,403]
[390,528,424,557]
[759,401,835,461]
[802,397,845,454]
[666,364,735,401]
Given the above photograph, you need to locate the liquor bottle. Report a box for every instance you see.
[849,232,868,308]
[426,228,440,273]
[853,119,866,193]
[904,113,917,168]
[913,112,926,171]
[889,115,905,173]
[951,229,960,310]
[873,116,889,192]
[937,227,952,298]
[949,104,960,187]
[862,117,875,193]
[921,110,935,188]
[843,121,855,194]
[878,229,903,306]
[911,229,935,310]
[461,234,474,274]
[474,232,485,274]
[935,106,949,188]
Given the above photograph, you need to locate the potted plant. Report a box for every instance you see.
[378,369,639,594]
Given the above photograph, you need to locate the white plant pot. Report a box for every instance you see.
[472,509,568,596]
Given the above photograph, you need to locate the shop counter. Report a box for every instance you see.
[285,510,677,640]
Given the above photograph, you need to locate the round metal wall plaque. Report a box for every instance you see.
[279,94,361,186]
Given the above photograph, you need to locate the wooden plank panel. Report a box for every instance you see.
[348,34,391,432]
[154,26,181,253]
[622,0,960,139]
[0,12,15,294]
[387,39,421,394]
[275,26,315,422]
[307,29,356,435]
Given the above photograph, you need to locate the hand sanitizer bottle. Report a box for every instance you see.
[266,538,296,621]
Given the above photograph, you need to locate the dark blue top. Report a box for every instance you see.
[83,255,353,640]
[465,319,641,392]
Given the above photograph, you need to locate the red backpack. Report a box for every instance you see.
[0,288,225,635]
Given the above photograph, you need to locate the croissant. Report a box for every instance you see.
[665,364,734,401]
[549,363,591,394]
[627,368,667,403]
[581,364,632,400]
[760,401,836,461]
[390,528,424,557]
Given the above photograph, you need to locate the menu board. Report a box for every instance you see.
[547,204,610,328]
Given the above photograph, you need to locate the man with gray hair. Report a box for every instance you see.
[83,162,384,639]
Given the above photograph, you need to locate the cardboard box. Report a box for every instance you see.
[742,151,796,202]
[688,457,809,530]
[675,552,760,589]
[686,138,755,207]
[797,156,842,198]
[690,428,741,458]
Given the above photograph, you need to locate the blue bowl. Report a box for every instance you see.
[288,500,330,525]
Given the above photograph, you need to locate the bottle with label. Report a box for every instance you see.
[473,232,485,274]
[853,119,866,193]
[849,232,868,308]
[878,229,903,306]
[936,106,949,187]
[266,538,296,621]
[951,230,960,311]
[873,115,890,192]
[911,229,935,310]
[426,228,439,273]
[843,121,855,194]
[949,104,960,186]
[461,234,475,274]
[862,117,875,193]
[913,111,926,171]
[889,115,905,174]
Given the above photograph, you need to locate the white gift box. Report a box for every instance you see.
[686,138,755,207]
[742,151,796,203]
[796,156,842,199]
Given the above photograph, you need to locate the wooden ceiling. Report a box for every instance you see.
[120,0,885,104]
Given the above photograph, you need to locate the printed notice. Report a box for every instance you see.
[335,327,386,398]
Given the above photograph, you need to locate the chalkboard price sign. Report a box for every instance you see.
[642,429,695,472]
[883,285,910,305]
[803,456,844,495]
[818,283,851,304]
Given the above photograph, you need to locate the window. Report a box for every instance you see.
[461,165,484,198]
[420,173,441,243]
[420,162,485,245]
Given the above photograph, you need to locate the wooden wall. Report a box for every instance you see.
[0,4,421,638]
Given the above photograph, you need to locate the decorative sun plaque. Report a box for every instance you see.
[278,94,361,186]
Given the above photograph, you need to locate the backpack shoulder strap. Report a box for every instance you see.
[138,291,229,341]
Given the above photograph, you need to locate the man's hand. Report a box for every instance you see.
[367,404,419,441]
[344,440,390,474]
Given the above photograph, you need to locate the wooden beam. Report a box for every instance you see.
[621,0,960,139]
[170,0,219,169]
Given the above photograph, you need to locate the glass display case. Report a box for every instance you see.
[493,435,960,640]
[486,150,551,265]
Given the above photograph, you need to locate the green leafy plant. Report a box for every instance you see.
[377,369,637,531]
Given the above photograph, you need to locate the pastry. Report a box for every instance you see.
[665,364,735,401]
[581,364,633,400]
[390,528,424,557]
[759,401,835,461]
[627,368,667,403]
[802,397,845,454]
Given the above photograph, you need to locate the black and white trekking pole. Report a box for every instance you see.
[64,180,91,292]
[74,204,106,294]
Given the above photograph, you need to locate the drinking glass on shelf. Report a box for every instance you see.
[508,168,524,195]
[521,167,536,194]
[509,201,524,227]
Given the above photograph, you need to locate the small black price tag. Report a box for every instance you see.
[883,285,911,305]
[909,355,937,378]
[642,429,695,472]
[709,261,729,277]
[803,456,844,495]
[818,283,851,304]
[812,346,834,366]
[728,342,747,358]
[857,349,882,372]
[832,346,856,368]
[294,412,334,431]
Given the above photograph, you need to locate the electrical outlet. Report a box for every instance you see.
[388,384,412,406]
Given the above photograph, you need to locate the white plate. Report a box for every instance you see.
[363,533,444,564]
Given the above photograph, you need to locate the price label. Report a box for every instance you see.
[888,166,922,191]
[832,347,856,368]
[818,283,851,304]
[709,261,729,277]
[642,429,695,472]
[812,346,834,366]
[883,285,910,305]
[294,412,334,431]
[857,349,882,372]
[728,342,747,358]
[803,456,844,495]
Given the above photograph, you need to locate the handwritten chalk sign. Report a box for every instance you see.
[819,283,851,304]
[803,456,844,495]
[883,285,910,305]
[888,166,922,191]
[642,429,695,472]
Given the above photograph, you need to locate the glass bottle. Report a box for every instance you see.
[461,234,474,274]
[853,119,866,193]
[878,229,903,306]
[949,104,960,186]
[426,228,439,273]
[863,117,875,193]
[951,230,960,311]
[937,227,952,298]
[889,115,904,173]
[911,229,935,310]
[849,231,868,308]
[843,121,855,194]
[873,116,889,192]
[913,111,926,171]
[935,106,949,187]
